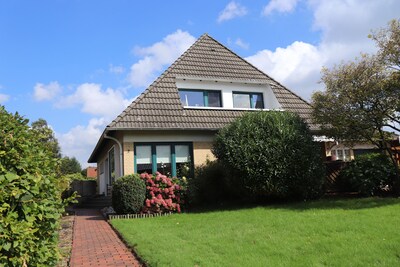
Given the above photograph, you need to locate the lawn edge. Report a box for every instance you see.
[108,219,149,267]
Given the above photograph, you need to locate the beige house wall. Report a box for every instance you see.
[123,142,134,175]
[193,142,216,167]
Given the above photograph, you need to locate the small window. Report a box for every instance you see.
[136,145,153,174]
[179,90,222,107]
[233,92,264,109]
[156,145,171,176]
[332,149,351,161]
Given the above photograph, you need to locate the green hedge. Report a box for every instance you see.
[338,153,396,196]
[213,111,325,200]
[112,174,146,214]
[0,106,70,266]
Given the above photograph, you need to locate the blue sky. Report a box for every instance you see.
[1,0,399,166]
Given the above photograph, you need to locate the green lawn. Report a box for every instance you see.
[111,198,400,267]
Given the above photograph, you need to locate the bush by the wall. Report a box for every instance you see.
[212,111,325,200]
[338,153,396,196]
[0,106,70,266]
[141,172,186,213]
[112,174,146,214]
[188,160,233,206]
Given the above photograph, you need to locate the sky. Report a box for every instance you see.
[1,0,399,167]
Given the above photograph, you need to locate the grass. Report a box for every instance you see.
[111,198,400,266]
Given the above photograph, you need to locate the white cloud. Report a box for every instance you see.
[263,0,299,16]
[246,41,324,98]
[235,38,249,49]
[249,0,400,100]
[0,93,10,103]
[217,1,248,23]
[33,81,62,101]
[109,64,125,74]
[58,83,131,118]
[57,117,107,167]
[128,29,196,88]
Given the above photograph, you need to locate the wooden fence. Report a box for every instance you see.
[324,161,347,192]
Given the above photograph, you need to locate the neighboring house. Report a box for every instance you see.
[86,166,98,179]
[88,34,320,196]
[324,142,379,161]
[323,134,400,162]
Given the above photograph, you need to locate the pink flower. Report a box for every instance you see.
[145,199,151,207]
[156,194,163,200]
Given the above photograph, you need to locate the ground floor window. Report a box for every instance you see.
[332,148,351,161]
[134,142,193,177]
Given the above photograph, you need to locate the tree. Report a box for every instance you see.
[312,19,400,192]
[0,106,69,265]
[31,118,61,158]
[213,111,325,200]
[60,156,82,175]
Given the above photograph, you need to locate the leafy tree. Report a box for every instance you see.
[213,111,325,200]
[31,118,61,158]
[312,19,400,192]
[0,106,71,266]
[60,156,82,175]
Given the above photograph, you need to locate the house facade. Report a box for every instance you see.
[88,34,320,196]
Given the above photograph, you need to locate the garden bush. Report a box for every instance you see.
[338,153,396,196]
[213,111,325,200]
[141,172,186,214]
[112,174,146,214]
[0,106,71,266]
[188,160,233,205]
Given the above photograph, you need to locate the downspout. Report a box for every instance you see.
[104,131,124,177]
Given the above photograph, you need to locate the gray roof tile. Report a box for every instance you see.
[108,34,318,131]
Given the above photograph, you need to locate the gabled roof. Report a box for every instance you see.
[108,34,316,131]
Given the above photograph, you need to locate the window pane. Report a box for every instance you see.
[179,90,204,107]
[208,91,221,107]
[344,150,350,161]
[252,93,264,109]
[233,93,250,108]
[137,164,153,174]
[157,163,171,176]
[156,145,171,163]
[136,146,151,164]
[337,150,343,160]
[176,145,189,163]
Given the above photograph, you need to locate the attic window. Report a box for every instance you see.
[233,92,264,109]
[179,89,222,107]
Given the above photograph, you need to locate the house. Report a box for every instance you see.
[88,34,320,196]
[86,166,98,179]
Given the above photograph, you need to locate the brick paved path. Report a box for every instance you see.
[70,209,141,267]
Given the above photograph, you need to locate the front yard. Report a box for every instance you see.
[111,198,400,266]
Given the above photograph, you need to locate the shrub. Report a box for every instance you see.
[112,174,146,214]
[0,106,70,266]
[213,111,325,200]
[188,160,232,205]
[141,172,186,214]
[338,153,396,196]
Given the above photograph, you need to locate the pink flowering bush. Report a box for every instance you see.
[140,172,187,214]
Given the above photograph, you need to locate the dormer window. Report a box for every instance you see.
[233,92,264,109]
[179,89,222,107]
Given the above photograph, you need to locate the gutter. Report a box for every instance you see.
[104,130,124,177]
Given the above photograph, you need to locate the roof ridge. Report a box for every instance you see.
[109,34,209,127]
